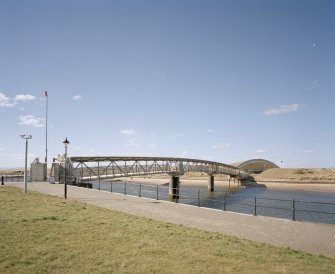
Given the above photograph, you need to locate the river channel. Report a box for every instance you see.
[90,180,335,225]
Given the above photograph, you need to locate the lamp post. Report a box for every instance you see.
[20,134,32,193]
[44,91,48,179]
[63,137,70,199]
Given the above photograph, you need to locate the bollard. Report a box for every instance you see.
[124,182,127,195]
[1,176,4,185]
[156,185,159,200]
[139,184,142,197]
[110,181,113,192]
[197,190,200,207]
[292,199,296,221]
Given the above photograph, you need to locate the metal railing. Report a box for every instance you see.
[84,181,335,224]
[1,175,25,183]
[2,173,333,224]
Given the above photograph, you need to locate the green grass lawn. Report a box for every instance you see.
[0,186,334,274]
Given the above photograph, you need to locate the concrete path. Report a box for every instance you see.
[10,182,335,258]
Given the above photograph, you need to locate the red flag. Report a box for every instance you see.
[45,91,48,96]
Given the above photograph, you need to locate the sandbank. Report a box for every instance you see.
[112,176,335,193]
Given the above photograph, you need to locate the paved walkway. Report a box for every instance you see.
[10,182,335,258]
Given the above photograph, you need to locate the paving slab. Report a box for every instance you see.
[9,182,335,258]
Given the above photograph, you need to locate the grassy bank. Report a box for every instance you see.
[1,186,334,273]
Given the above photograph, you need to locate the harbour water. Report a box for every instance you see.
[91,180,335,225]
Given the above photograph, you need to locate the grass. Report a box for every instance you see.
[0,186,334,274]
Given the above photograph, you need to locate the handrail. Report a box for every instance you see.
[74,180,335,223]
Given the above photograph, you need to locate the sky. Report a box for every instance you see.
[0,0,334,168]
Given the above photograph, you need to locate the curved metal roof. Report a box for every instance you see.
[231,159,278,173]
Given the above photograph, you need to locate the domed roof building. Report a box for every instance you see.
[231,159,278,174]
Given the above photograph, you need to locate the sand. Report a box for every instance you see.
[259,182,335,193]
[111,176,335,194]
[256,168,335,183]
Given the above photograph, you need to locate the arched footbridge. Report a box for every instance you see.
[70,156,242,178]
[59,156,277,197]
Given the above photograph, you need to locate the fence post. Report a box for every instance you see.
[124,182,126,195]
[292,199,296,221]
[254,196,257,216]
[197,190,200,207]
[223,192,226,211]
[156,185,159,200]
[1,176,4,185]
[139,184,141,197]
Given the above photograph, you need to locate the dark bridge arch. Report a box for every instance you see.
[231,159,278,174]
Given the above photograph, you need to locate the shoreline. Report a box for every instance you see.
[259,181,335,193]
[111,177,335,193]
[256,179,335,184]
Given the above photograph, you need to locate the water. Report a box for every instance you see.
[88,180,335,224]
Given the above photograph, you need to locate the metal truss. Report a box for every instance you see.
[69,156,241,181]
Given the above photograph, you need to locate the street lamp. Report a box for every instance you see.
[63,137,70,199]
[20,134,32,193]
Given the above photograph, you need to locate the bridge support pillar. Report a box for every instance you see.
[208,174,214,192]
[169,175,179,199]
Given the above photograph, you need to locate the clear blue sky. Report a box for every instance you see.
[0,0,334,168]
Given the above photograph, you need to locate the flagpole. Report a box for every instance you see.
[45,91,48,178]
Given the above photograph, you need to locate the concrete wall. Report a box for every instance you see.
[30,158,46,181]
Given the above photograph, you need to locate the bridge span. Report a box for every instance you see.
[67,156,247,198]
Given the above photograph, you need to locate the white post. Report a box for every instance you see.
[20,135,32,193]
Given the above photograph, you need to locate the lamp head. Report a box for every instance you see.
[20,134,32,139]
[63,137,70,148]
